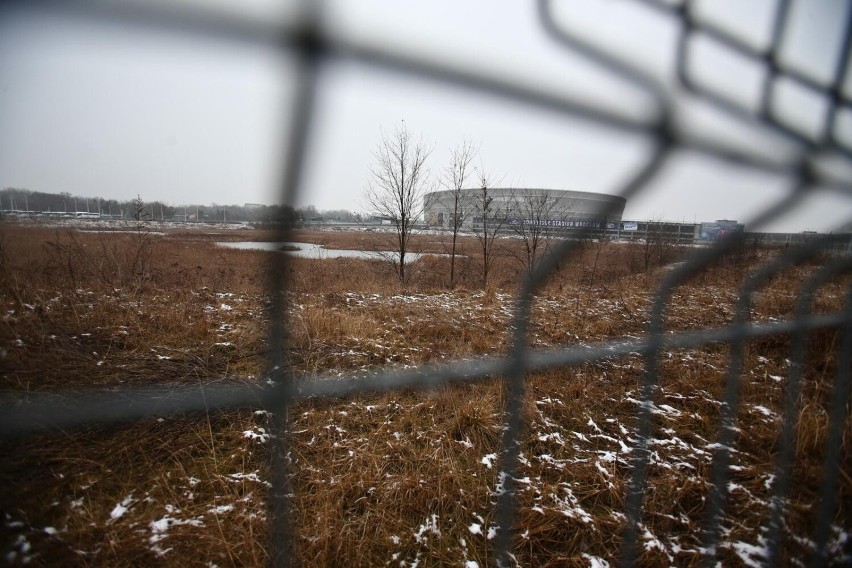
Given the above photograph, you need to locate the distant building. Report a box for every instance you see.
[699,220,745,241]
[615,220,701,244]
[423,188,626,232]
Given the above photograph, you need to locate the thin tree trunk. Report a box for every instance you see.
[450,231,457,286]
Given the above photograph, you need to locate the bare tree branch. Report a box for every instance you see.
[442,139,478,286]
[364,122,432,282]
[471,170,508,289]
[506,189,568,276]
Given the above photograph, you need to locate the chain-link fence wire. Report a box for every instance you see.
[1,0,851,565]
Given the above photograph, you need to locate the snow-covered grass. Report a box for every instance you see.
[0,224,849,565]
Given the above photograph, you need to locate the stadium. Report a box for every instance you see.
[423,188,627,232]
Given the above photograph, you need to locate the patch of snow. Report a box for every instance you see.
[209,504,233,515]
[641,527,673,561]
[225,472,270,486]
[149,515,205,545]
[242,428,270,443]
[413,514,441,545]
[752,405,775,418]
[582,553,611,568]
[552,486,594,524]
[481,453,497,469]
[656,404,682,416]
[595,461,613,478]
[109,494,135,521]
[728,539,769,567]
[150,543,173,557]
[150,518,170,540]
[539,453,567,469]
[705,443,737,453]
[5,533,34,564]
[587,417,602,432]
[597,451,619,463]
[538,432,565,444]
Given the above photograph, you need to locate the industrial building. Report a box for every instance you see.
[611,220,744,244]
[423,188,627,232]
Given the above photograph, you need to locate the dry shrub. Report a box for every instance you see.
[287,389,500,566]
[436,384,502,449]
[292,304,376,345]
[0,225,269,392]
[1,409,270,566]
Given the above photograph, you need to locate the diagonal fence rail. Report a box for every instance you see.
[1,0,851,565]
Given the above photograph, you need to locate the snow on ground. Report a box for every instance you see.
[4,280,848,564]
[10,217,248,231]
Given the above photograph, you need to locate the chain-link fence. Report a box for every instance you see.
[1,0,851,565]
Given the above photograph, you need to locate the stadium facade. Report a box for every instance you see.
[423,188,627,232]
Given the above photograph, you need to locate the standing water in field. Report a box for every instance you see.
[216,241,432,263]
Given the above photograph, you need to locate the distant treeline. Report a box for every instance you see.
[0,188,362,224]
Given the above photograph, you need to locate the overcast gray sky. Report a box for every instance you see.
[1,0,850,232]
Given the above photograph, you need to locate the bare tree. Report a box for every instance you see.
[365,122,431,282]
[471,171,508,289]
[641,220,678,271]
[442,139,477,286]
[506,189,564,276]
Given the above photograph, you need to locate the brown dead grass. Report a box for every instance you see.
[0,221,849,566]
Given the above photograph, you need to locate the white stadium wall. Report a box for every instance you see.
[423,188,627,231]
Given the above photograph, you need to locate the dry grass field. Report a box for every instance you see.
[0,221,849,566]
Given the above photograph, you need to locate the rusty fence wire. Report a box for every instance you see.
[2,0,852,566]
